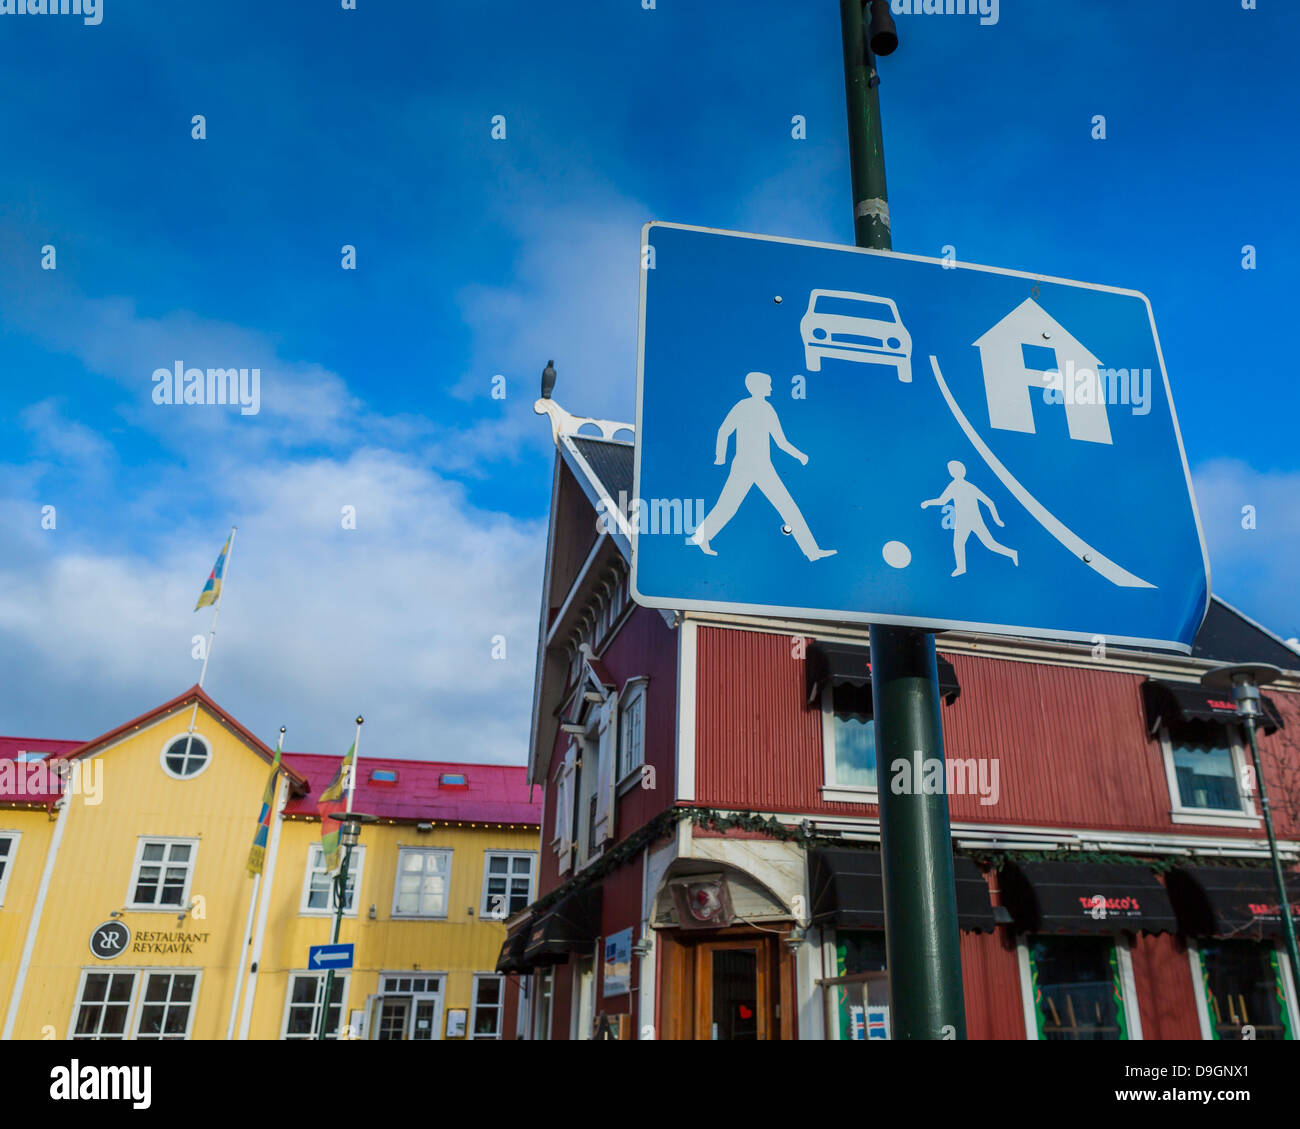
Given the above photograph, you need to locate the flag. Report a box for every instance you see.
[246,734,284,876]
[318,740,356,874]
[194,534,231,611]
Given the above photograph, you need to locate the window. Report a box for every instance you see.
[1160,724,1257,826]
[134,971,199,1039]
[0,832,18,906]
[821,683,877,798]
[69,969,199,1040]
[532,968,554,1040]
[619,679,647,780]
[471,974,504,1039]
[300,844,365,916]
[160,733,210,779]
[127,839,197,909]
[1027,936,1126,1040]
[481,852,535,919]
[392,848,452,918]
[1198,939,1292,1040]
[72,971,138,1039]
[282,972,350,1039]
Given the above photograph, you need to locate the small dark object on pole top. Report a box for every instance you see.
[867,0,899,56]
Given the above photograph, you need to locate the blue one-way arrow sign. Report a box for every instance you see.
[631,222,1210,650]
[308,943,354,970]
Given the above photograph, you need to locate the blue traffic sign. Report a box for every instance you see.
[308,943,354,970]
[631,223,1209,650]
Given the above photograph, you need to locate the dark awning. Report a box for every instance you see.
[999,861,1178,935]
[808,848,995,932]
[1165,866,1300,941]
[522,886,602,967]
[805,642,960,707]
[1142,679,1283,737]
[495,914,534,974]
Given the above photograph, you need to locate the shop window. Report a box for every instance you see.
[481,852,535,919]
[821,683,877,795]
[134,971,199,1040]
[826,930,889,1040]
[282,972,349,1039]
[71,971,138,1039]
[300,844,365,916]
[392,847,452,918]
[1199,939,1292,1040]
[471,974,505,1039]
[1027,936,1127,1040]
[0,832,18,906]
[127,839,197,909]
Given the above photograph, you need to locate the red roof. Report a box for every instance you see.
[0,737,83,804]
[281,754,540,825]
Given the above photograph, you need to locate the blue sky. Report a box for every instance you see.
[1,0,1296,760]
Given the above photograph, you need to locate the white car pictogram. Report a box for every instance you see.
[800,289,912,381]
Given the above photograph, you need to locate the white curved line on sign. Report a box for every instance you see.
[929,354,1155,589]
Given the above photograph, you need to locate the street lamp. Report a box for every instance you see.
[1201,663,1300,984]
[316,809,377,1040]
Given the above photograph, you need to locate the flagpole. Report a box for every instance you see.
[227,724,283,1041]
[346,714,362,810]
[184,526,237,754]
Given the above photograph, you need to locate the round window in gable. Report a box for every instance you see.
[161,733,211,779]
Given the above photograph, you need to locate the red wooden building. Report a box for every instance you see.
[497,396,1300,1041]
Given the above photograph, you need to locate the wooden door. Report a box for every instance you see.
[694,938,771,1040]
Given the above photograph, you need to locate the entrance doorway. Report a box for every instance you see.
[660,929,792,1039]
[372,974,444,1040]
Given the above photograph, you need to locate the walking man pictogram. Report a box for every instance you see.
[921,460,1019,577]
[688,371,836,561]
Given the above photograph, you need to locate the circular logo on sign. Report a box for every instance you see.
[89,920,131,960]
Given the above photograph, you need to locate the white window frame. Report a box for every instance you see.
[480,851,536,920]
[300,843,366,917]
[1187,937,1300,1040]
[618,677,649,785]
[126,836,198,911]
[532,967,554,1040]
[158,730,212,781]
[280,970,351,1040]
[132,968,202,1040]
[68,968,141,1040]
[372,972,445,1040]
[820,686,878,804]
[1015,935,1142,1040]
[391,847,453,919]
[470,973,506,1040]
[0,830,20,907]
[1159,722,1261,828]
[68,967,201,1040]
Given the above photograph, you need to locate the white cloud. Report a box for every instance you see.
[1192,457,1300,641]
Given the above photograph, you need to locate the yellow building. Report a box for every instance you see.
[0,686,539,1040]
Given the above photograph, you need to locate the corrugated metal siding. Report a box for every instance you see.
[695,627,823,813]
[959,927,1026,1040]
[1258,689,1300,840]
[694,625,1298,838]
[1131,931,1202,1039]
[601,606,678,837]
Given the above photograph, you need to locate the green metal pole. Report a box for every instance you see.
[1242,717,1300,988]
[316,846,351,1040]
[839,0,967,1040]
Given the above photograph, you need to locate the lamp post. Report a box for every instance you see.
[316,810,377,1040]
[840,0,967,1039]
[1201,663,1300,985]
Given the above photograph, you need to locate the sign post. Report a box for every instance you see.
[841,0,964,1042]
